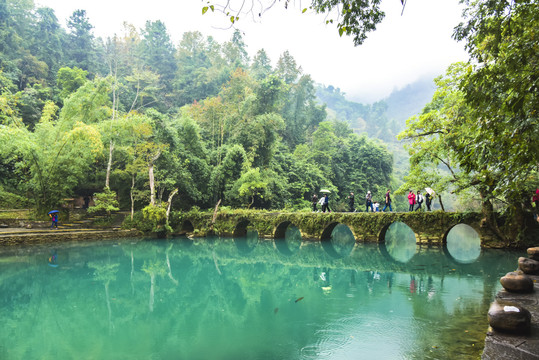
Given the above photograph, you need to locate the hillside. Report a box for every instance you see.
[316,77,437,185]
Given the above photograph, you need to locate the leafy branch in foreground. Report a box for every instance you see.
[202,0,389,46]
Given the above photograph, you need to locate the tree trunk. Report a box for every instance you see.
[479,188,508,243]
[148,151,161,206]
[212,199,221,224]
[149,273,155,312]
[437,195,445,212]
[165,189,178,226]
[130,173,135,221]
[105,140,114,188]
[149,163,156,206]
[106,56,118,189]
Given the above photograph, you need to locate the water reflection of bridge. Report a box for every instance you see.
[178,211,501,248]
[174,237,519,278]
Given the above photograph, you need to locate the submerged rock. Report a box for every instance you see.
[487,301,531,334]
[499,272,534,293]
[518,257,539,275]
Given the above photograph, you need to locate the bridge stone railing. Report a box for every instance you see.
[176,210,502,248]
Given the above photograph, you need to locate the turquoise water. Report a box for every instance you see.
[0,225,522,360]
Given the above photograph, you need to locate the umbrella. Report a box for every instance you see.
[425,188,435,196]
[319,189,331,193]
[48,210,59,214]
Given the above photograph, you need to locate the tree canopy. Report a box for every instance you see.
[398,0,538,244]
[0,2,393,213]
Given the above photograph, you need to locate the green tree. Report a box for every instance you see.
[0,101,103,210]
[223,29,249,69]
[174,31,226,106]
[452,0,539,198]
[250,48,272,80]
[88,186,120,217]
[399,60,537,243]
[234,167,268,209]
[65,9,97,73]
[139,20,177,99]
[56,66,88,101]
[31,7,65,84]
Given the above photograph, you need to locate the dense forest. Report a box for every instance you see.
[1,0,537,244]
[0,0,394,214]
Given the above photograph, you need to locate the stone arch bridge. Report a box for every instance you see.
[176,211,502,248]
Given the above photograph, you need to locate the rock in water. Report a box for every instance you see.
[499,272,534,293]
[487,301,531,334]
[527,247,539,261]
[518,257,539,275]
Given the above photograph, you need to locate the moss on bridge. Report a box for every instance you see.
[175,209,507,248]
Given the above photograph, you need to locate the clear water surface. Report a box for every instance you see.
[0,223,522,360]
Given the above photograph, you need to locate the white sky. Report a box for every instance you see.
[35,0,469,103]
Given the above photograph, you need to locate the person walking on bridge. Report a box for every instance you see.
[365,191,374,212]
[322,194,331,213]
[408,190,416,212]
[415,190,424,211]
[425,192,433,211]
[382,189,392,212]
[348,192,355,212]
[312,193,319,212]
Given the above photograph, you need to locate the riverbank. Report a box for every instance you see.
[482,250,539,360]
[0,227,142,245]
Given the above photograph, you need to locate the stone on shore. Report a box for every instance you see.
[487,301,531,334]
[527,247,539,261]
[499,272,534,293]
[518,257,539,275]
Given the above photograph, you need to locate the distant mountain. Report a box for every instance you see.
[316,85,396,142]
[316,76,436,143]
[384,76,436,130]
[316,77,437,185]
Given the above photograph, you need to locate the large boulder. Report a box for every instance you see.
[487,301,531,334]
[518,257,539,275]
[499,272,534,293]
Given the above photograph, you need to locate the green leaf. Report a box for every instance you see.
[302,8,307,13]
[202,6,208,15]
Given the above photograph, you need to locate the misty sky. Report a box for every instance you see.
[36,0,469,103]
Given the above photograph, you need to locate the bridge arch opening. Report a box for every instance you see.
[274,221,302,255]
[443,224,481,264]
[180,220,194,234]
[379,221,417,263]
[233,219,259,253]
[321,223,355,258]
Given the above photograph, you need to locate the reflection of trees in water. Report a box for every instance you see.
[165,244,179,285]
[330,224,355,256]
[284,225,302,252]
[88,260,119,333]
[385,222,417,263]
[404,273,499,359]
[142,259,167,312]
[446,224,481,263]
